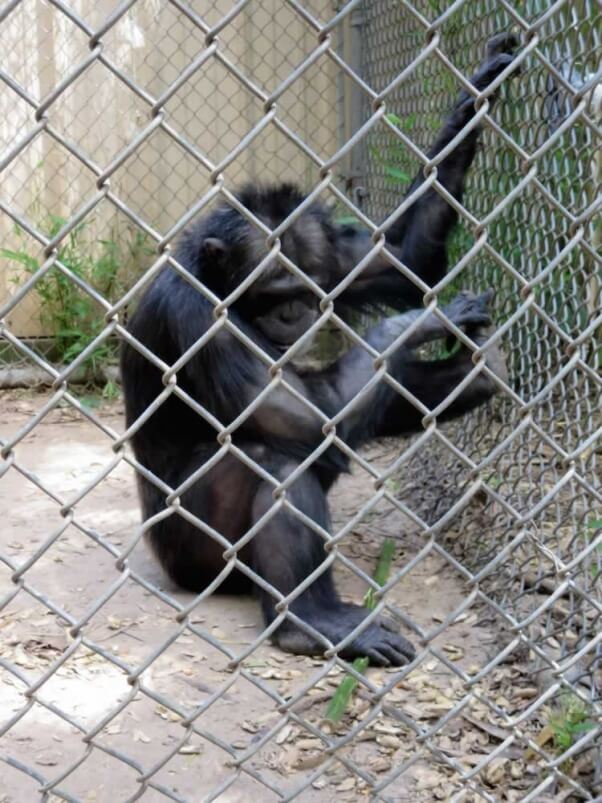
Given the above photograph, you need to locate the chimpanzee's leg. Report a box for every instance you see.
[142,450,258,594]
[249,461,415,665]
[143,446,415,665]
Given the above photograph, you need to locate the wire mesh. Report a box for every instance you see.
[0,0,600,801]
[361,0,601,687]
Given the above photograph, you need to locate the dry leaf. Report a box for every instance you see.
[276,724,292,745]
[524,724,554,759]
[513,686,538,700]
[414,768,443,791]
[484,757,508,785]
[179,744,202,755]
[370,756,392,773]
[462,714,508,741]
[510,761,525,780]
[295,752,326,770]
[295,738,322,751]
[35,753,61,766]
[442,644,464,660]
[376,735,400,749]
[373,723,401,735]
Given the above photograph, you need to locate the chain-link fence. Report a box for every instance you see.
[360,0,601,693]
[1,1,601,801]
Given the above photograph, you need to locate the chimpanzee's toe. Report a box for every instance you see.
[346,621,416,666]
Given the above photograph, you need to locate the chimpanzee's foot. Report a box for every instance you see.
[274,603,415,666]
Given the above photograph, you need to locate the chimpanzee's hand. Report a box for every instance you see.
[441,289,508,387]
[441,288,494,335]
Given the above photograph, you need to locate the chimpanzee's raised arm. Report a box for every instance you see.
[333,33,520,308]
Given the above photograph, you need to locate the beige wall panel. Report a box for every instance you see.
[0,1,338,337]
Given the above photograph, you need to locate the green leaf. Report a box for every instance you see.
[325,538,396,722]
[323,657,369,721]
[384,165,411,183]
[364,538,395,611]
[0,249,39,270]
[102,380,120,401]
[48,215,68,235]
[572,721,596,733]
[80,395,101,409]
[386,112,416,132]
[385,112,403,126]
[56,327,86,336]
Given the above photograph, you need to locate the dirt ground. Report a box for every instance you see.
[0,389,585,802]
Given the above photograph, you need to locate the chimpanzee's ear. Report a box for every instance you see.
[202,237,227,262]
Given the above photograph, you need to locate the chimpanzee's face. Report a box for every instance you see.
[240,210,332,352]
[253,296,320,353]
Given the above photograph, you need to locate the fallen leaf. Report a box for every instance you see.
[295,738,322,751]
[524,724,554,759]
[179,744,202,755]
[376,735,400,749]
[276,724,292,745]
[484,757,508,785]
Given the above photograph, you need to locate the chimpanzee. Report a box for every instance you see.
[121,33,519,665]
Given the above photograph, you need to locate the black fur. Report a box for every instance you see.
[121,34,518,665]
